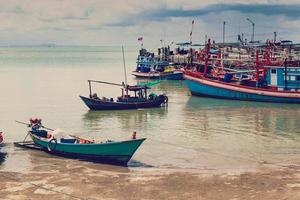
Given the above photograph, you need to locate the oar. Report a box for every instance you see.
[69,134,94,143]
[15,120,55,131]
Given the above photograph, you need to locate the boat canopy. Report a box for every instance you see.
[126,85,150,91]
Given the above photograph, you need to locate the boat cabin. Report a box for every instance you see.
[87,80,155,103]
[118,85,151,102]
[136,48,170,73]
[266,65,300,91]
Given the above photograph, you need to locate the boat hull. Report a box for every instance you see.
[30,133,146,165]
[132,71,183,80]
[185,75,300,103]
[80,96,166,110]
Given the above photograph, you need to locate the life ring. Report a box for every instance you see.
[47,138,57,152]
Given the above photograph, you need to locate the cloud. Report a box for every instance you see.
[0,1,299,45]
[108,3,300,27]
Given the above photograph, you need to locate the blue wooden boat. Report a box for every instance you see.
[132,70,183,80]
[28,129,146,165]
[80,80,168,110]
[185,74,300,103]
[184,38,300,104]
[132,48,183,80]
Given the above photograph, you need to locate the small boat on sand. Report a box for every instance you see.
[80,80,168,110]
[17,119,146,165]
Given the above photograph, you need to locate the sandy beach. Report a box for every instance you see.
[0,148,300,200]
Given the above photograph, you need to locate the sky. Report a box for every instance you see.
[0,0,300,46]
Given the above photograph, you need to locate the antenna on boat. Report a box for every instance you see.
[122,45,128,86]
[189,20,194,45]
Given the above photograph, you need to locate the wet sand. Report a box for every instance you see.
[0,149,300,200]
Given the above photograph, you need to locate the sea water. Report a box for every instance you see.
[0,46,299,172]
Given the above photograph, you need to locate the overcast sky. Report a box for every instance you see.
[0,0,300,46]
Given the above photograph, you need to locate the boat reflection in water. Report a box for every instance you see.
[82,108,167,132]
[183,96,300,165]
[186,96,300,134]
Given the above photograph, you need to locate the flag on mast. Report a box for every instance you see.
[138,37,143,48]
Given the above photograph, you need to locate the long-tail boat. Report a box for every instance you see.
[184,39,300,103]
[80,80,168,110]
[17,119,146,165]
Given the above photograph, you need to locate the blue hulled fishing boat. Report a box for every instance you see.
[185,73,300,103]
[184,39,300,103]
[132,48,183,80]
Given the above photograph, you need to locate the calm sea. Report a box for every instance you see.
[0,46,299,172]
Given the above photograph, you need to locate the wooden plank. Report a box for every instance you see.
[14,141,43,150]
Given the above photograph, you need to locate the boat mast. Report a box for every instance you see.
[122,46,128,86]
[284,58,288,90]
[189,20,194,45]
[88,80,92,97]
[122,46,129,96]
[204,39,211,76]
[246,18,255,42]
[222,21,226,45]
[255,50,259,87]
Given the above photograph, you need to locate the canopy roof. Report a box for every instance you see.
[126,85,150,91]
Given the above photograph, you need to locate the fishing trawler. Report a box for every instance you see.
[184,39,300,103]
[132,48,183,80]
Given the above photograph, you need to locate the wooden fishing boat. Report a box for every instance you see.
[185,73,300,103]
[132,48,183,80]
[80,80,168,110]
[132,70,183,80]
[15,119,146,165]
[184,39,300,104]
[28,129,146,165]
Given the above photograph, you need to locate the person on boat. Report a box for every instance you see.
[0,132,3,144]
[138,90,143,98]
[132,131,137,140]
[91,93,100,100]
[29,118,42,131]
[29,118,49,138]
